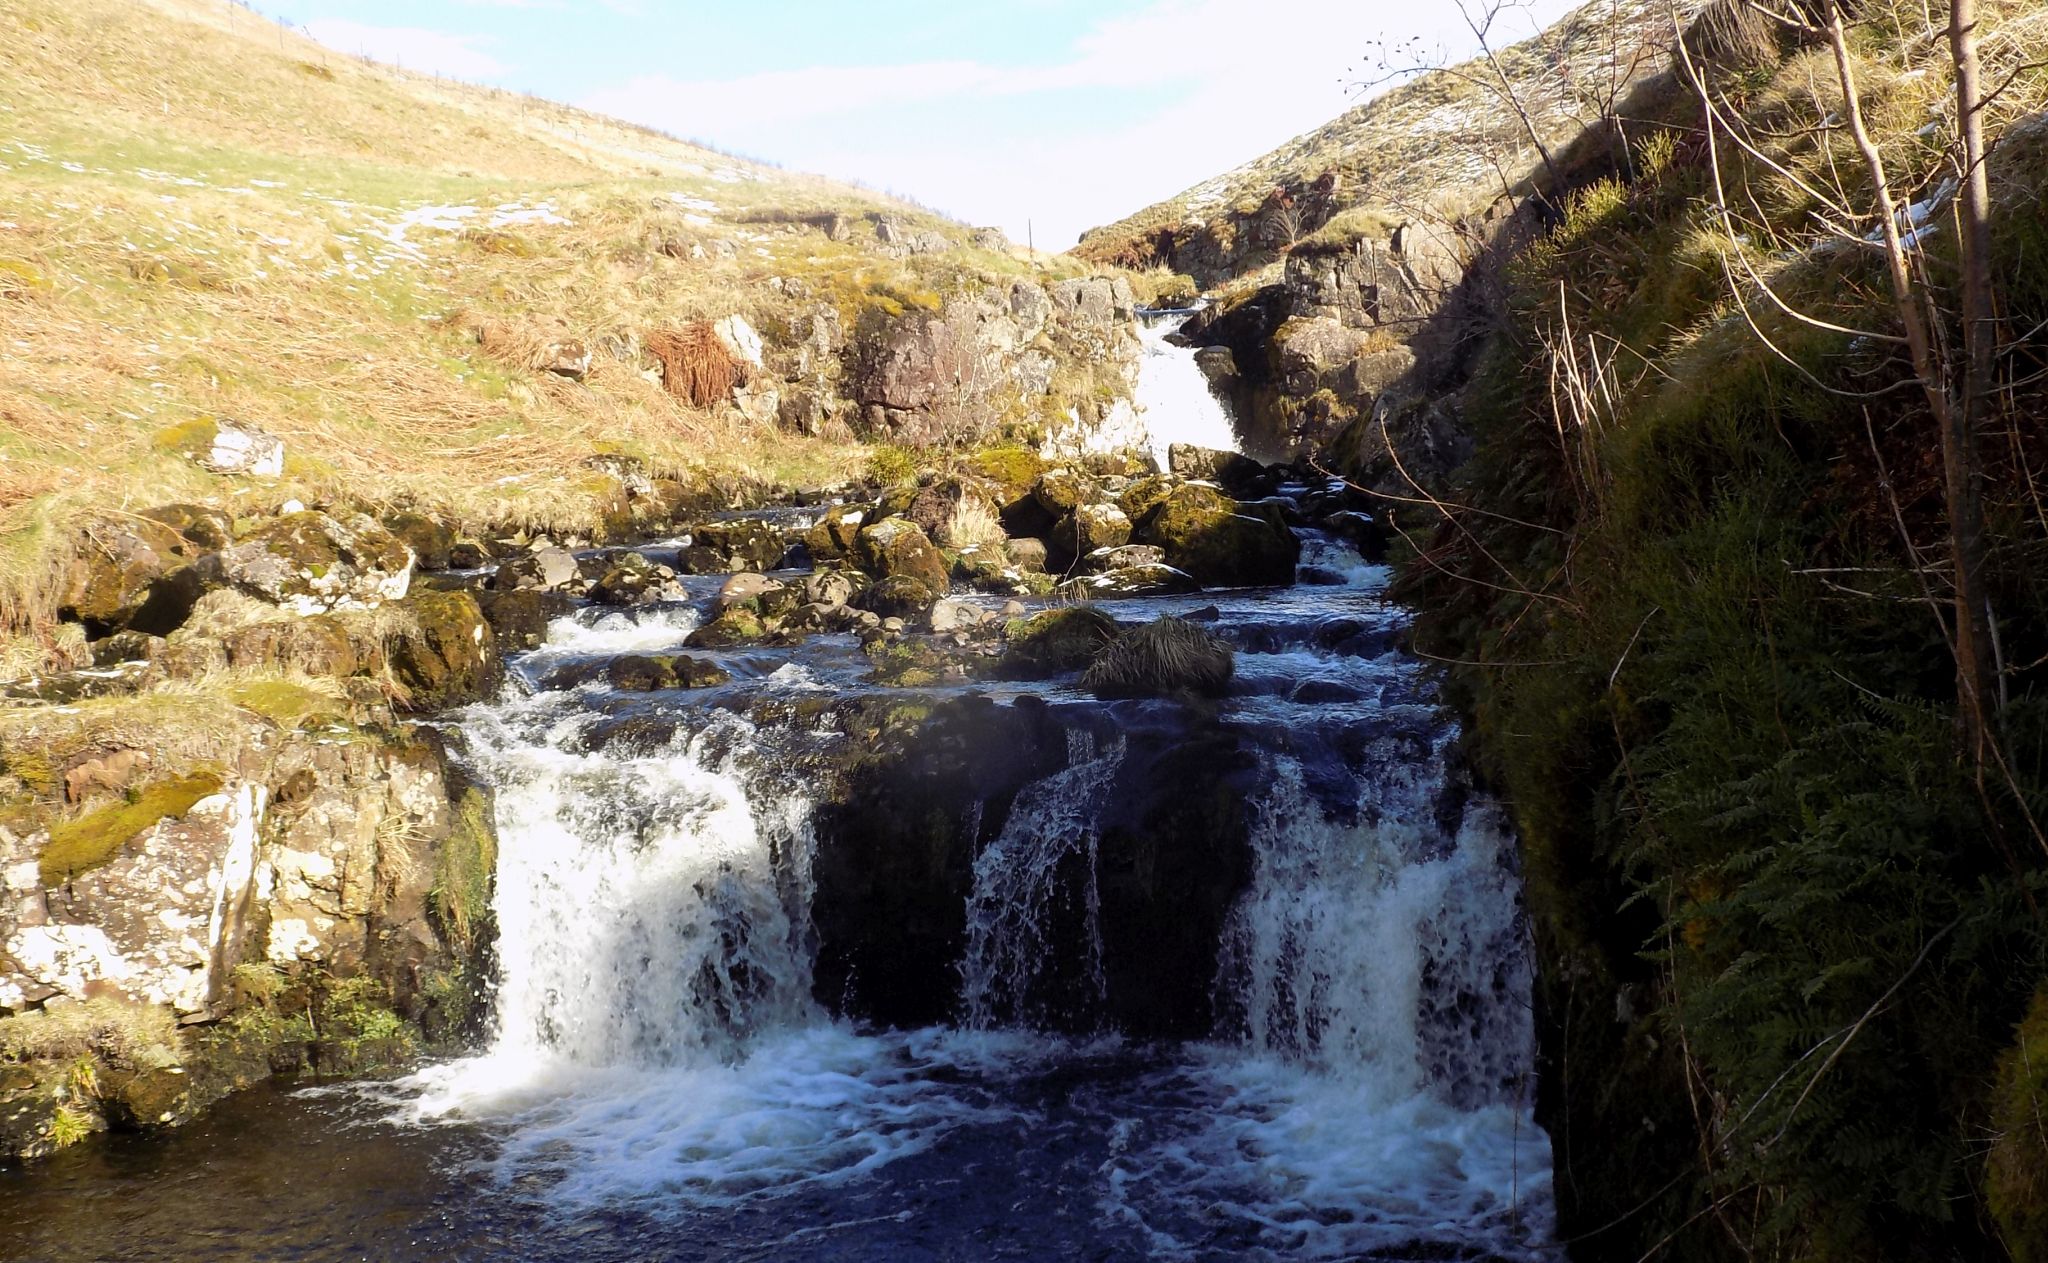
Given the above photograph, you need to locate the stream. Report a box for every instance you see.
[0,318,1558,1262]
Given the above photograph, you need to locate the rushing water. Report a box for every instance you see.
[1134,308,1240,469]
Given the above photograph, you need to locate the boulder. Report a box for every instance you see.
[853,518,951,592]
[1116,475,1177,524]
[685,607,769,649]
[1007,538,1050,574]
[859,575,940,621]
[490,546,580,592]
[1081,544,1166,573]
[385,590,502,711]
[1045,503,1131,573]
[1080,617,1235,699]
[1166,445,1267,493]
[139,504,234,552]
[476,588,571,651]
[602,654,732,692]
[382,512,455,571]
[197,419,284,478]
[928,598,987,633]
[1132,485,1299,588]
[801,570,860,610]
[58,517,204,636]
[690,520,786,572]
[717,573,785,614]
[999,605,1120,679]
[1031,468,1098,519]
[589,553,675,606]
[1056,564,1200,601]
[803,505,866,561]
[197,512,414,616]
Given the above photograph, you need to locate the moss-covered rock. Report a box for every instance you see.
[854,518,951,591]
[386,590,501,711]
[139,504,235,552]
[475,588,572,651]
[1056,564,1200,601]
[197,511,414,615]
[965,445,1046,502]
[860,575,940,621]
[382,512,455,571]
[38,771,226,886]
[686,607,770,649]
[1045,502,1132,573]
[804,504,868,561]
[691,519,787,571]
[589,552,675,606]
[1132,484,1298,587]
[58,516,204,636]
[999,605,1120,678]
[1031,467,1099,518]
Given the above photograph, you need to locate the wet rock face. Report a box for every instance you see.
[807,697,1257,1037]
[197,512,415,615]
[854,518,951,592]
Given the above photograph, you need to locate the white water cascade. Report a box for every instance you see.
[1134,308,1241,469]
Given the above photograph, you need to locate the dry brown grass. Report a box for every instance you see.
[646,323,741,408]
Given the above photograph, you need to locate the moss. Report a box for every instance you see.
[225,679,345,729]
[999,605,1119,678]
[1992,986,2048,1262]
[964,445,1045,501]
[39,770,225,887]
[430,789,497,955]
[149,417,220,460]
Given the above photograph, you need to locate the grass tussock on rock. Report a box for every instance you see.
[1081,617,1233,699]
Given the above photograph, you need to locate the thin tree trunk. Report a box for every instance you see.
[1823,0,1995,761]
[1948,0,2000,762]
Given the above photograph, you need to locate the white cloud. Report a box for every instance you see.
[579,0,1586,247]
[303,20,511,79]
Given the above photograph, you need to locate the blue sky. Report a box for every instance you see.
[269,0,1587,248]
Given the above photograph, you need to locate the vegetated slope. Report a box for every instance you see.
[0,0,1092,665]
[1381,2,2048,1259]
[1073,0,1669,288]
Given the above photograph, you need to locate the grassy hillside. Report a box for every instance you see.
[0,0,1085,667]
[1073,0,1669,288]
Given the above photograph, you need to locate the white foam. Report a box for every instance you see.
[522,607,704,668]
[1134,310,1240,470]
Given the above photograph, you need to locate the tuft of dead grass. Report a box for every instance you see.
[646,323,741,409]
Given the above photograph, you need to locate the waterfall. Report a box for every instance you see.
[960,731,1126,1028]
[1135,308,1239,469]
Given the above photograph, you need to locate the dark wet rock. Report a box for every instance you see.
[1288,677,1369,704]
[676,544,729,575]
[475,588,571,651]
[1299,566,1350,586]
[1055,564,1200,601]
[998,605,1120,679]
[1167,444,1268,493]
[1080,543,1166,574]
[690,519,787,572]
[1082,617,1234,699]
[593,654,734,693]
[447,541,489,570]
[1324,510,1390,562]
[589,553,679,606]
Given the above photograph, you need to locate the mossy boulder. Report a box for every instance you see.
[1080,617,1234,699]
[1031,467,1099,518]
[999,605,1120,678]
[386,590,501,711]
[1116,475,1177,523]
[1132,484,1298,588]
[1992,986,2048,1262]
[1045,503,1132,573]
[139,504,234,552]
[602,654,732,692]
[854,518,951,592]
[58,516,204,637]
[686,607,769,649]
[220,615,358,678]
[1056,564,1200,601]
[860,575,941,621]
[589,553,677,606]
[804,505,868,561]
[198,511,414,615]
[690,519,788,572]
[475,589,571,651]
[965,445,1046,502]
[381,512,455,571]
